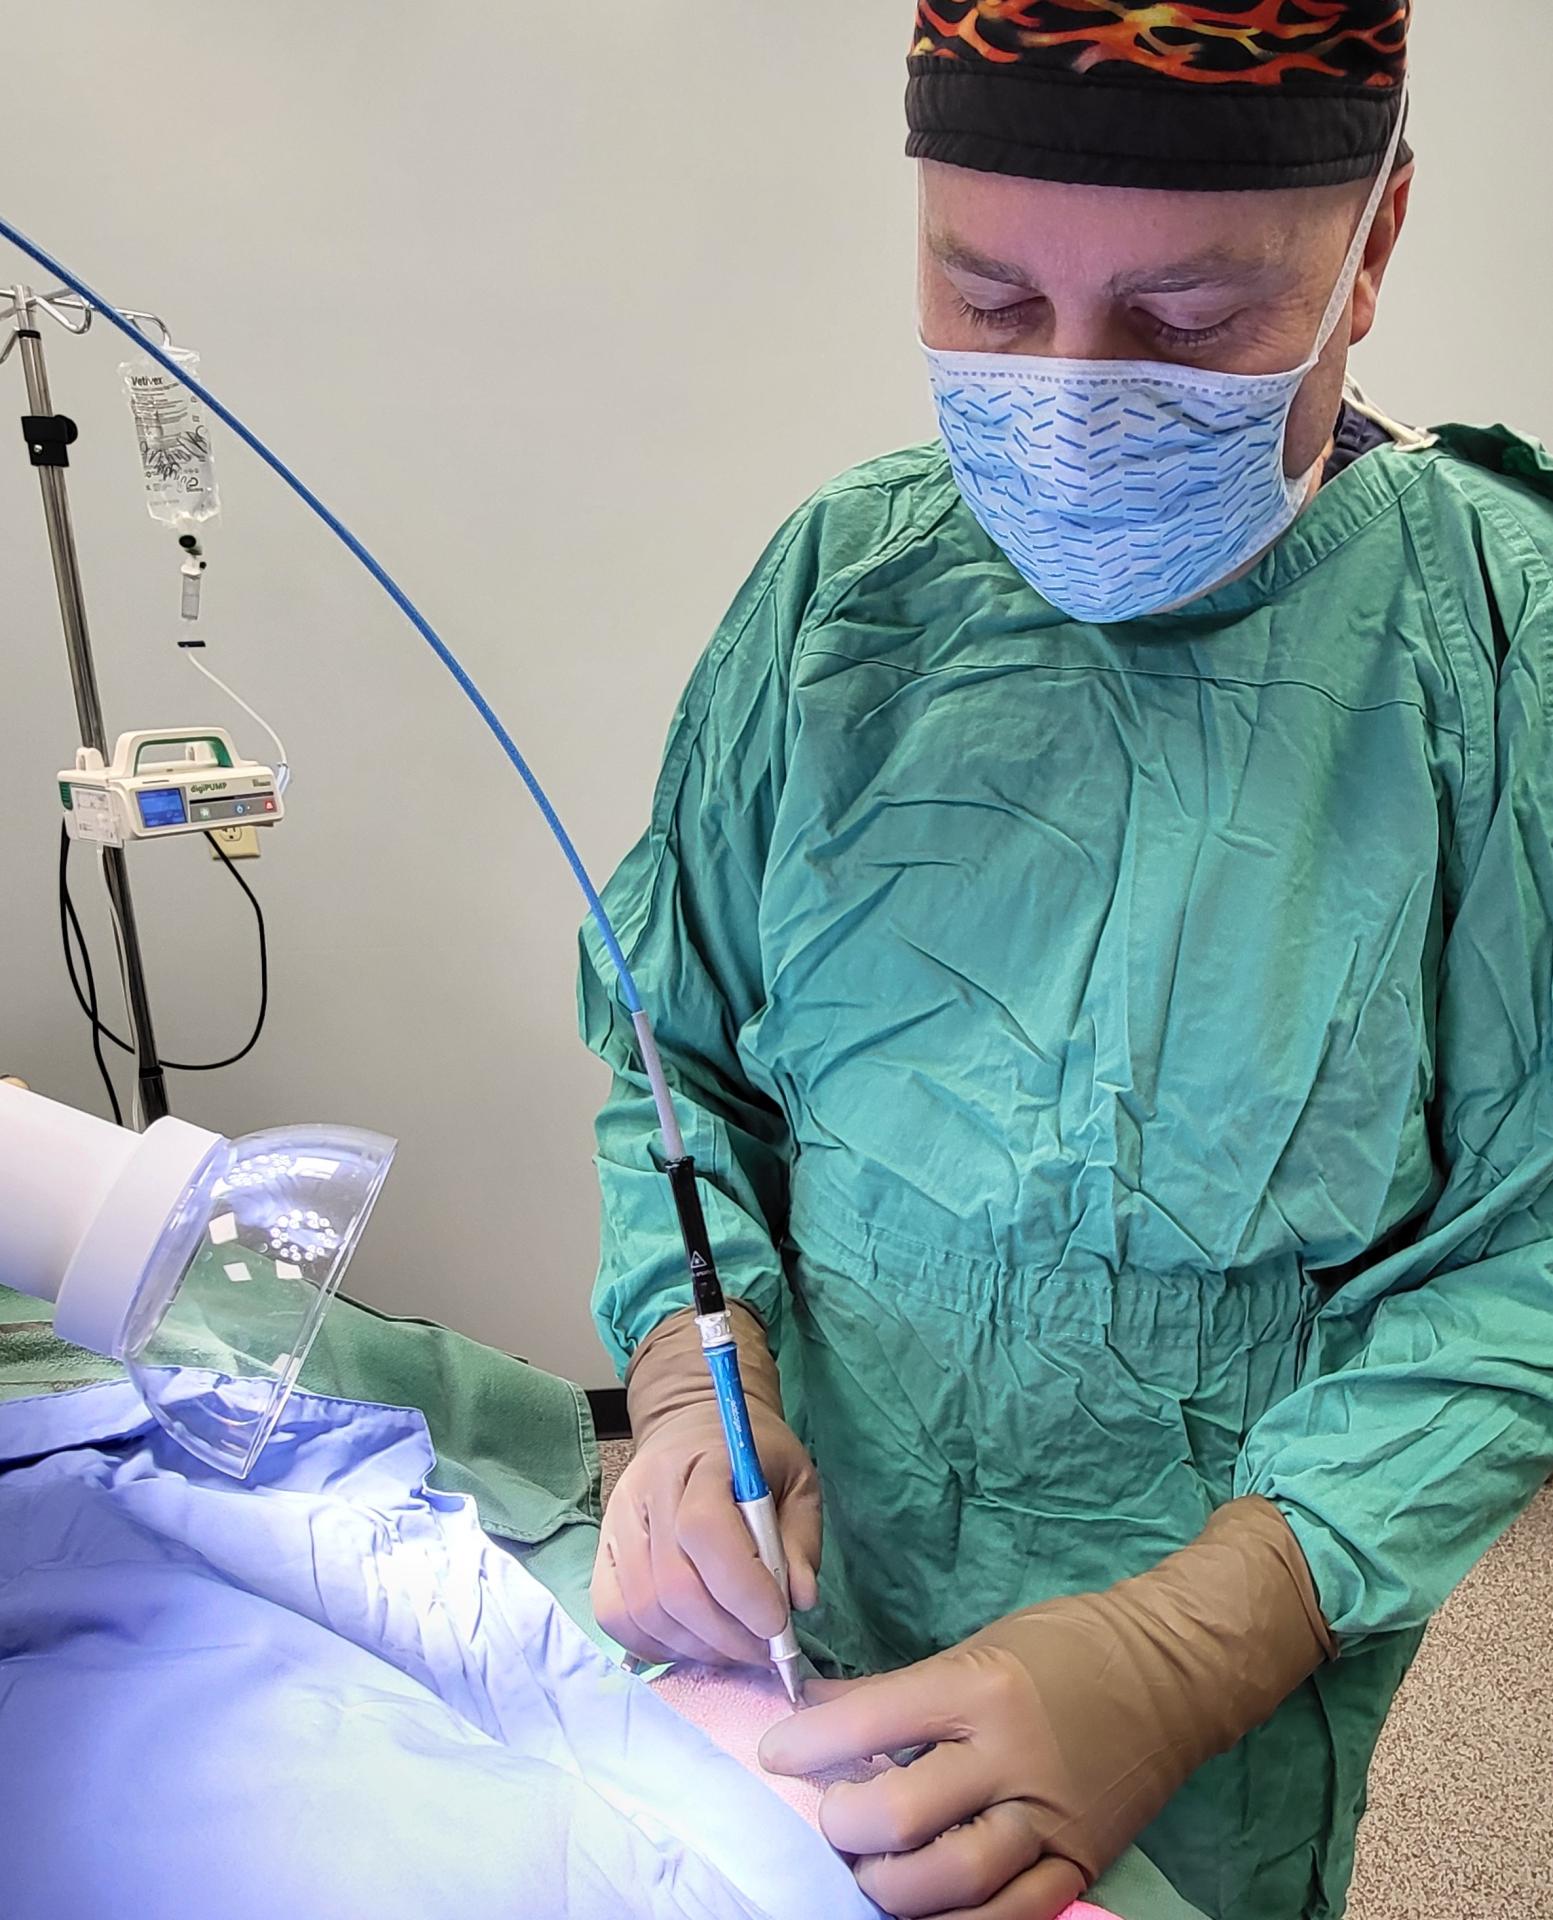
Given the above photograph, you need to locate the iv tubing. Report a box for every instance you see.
[184,651,292,795]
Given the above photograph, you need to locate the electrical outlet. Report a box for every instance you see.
[208,825,262,861]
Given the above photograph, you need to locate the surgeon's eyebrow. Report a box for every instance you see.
[1108,247,1290,298]
[927,234,1039,289]
[929,231,1289,299]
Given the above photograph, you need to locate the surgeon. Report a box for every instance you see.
[580,5,1553,1917]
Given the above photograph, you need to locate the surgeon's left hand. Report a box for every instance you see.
[758,1497,1334,1920]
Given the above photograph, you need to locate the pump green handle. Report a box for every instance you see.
[130,733,235,773]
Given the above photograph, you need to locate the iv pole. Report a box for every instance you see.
[2,283,170,1125]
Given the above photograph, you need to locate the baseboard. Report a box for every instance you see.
[585,1386,630,1440]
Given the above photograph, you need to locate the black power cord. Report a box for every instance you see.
[56,827,124,1126]
[58,822,270,1106]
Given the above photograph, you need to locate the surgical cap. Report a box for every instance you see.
[906,2,1410,190]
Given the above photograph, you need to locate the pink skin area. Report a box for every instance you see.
[649,1665,1122,1919]
[651,1663,890,1830]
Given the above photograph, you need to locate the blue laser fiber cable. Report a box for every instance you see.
[0,212,801,1703]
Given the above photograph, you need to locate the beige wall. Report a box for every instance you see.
[2,4,1548,1382]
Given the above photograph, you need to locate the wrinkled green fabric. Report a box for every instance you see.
[581,424,1553,1920]
[0,1283,603,1629]
[1090,1849,1210,1920]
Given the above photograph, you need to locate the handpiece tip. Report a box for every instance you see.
[775,1655,803,1708]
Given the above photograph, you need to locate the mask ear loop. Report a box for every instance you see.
[1275,87,1409,512]
[1309,86,1410,364]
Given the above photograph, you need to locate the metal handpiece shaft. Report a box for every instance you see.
[737,1490,803,1705]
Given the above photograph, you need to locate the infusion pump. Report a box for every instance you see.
[60,729,283,846]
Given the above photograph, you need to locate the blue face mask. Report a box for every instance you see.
[923,104,1405,625]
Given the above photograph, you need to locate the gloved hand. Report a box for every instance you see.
[592,1303,822,1668]
[759,1497,1334,1920]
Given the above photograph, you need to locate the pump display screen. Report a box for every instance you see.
[137,788,189,830]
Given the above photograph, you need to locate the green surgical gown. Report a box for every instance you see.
[579,423,1553,1920]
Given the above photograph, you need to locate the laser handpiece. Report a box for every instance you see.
[664,1156,803,1706]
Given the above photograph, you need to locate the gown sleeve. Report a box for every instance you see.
[578,465,927,1375]
[579,521,804,1375]
[1239,454,1553,1642]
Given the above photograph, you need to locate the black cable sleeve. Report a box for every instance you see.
[57,823,269,1077]
[56,821,124,1124]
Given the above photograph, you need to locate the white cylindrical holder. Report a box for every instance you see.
[0,1080,139,1306]
[55,1113,220,1356]
[0,1081,221,1357]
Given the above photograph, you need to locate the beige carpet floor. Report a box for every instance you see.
[597,1444,1551,1917]
[1347,1491,1552,1920]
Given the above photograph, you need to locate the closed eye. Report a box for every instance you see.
[954,294,1041,334]
[1135,311,1241,351]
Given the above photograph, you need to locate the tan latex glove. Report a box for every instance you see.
[592,1303,822,1667]
[759,1497,1334,1920]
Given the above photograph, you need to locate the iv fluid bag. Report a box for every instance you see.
[120,345,220,528]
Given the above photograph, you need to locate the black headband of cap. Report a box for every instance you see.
[907,2,1410,191]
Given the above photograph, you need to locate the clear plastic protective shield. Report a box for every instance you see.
[123,1125,395,1476]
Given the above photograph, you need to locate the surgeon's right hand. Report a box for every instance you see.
[593,1303,822,1669]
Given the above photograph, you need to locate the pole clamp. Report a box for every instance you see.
[20,413,78,468]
